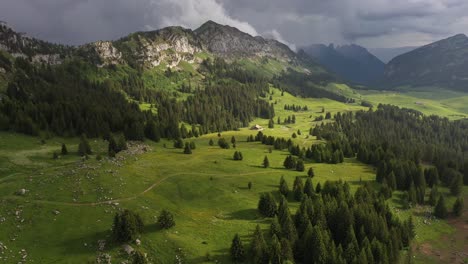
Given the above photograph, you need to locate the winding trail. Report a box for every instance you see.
[3,170,274,207]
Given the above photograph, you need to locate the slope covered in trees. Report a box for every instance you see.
[315,105,468,203]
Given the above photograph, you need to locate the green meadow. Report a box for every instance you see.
[0,88,466,263]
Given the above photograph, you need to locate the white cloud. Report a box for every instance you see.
[262,29,297,51]
[147,0,258,36]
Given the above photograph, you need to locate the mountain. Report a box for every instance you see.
[0,20,303,71]
[369,46,418,63]
[301,43,385,85]
[195,20,296,61]
[382,34,468,91]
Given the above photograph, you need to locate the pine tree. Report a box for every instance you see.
[434,195,448,219]
[209,139,214,146]
[296,159,305,172]
[304,178,314,197]
[248,182,252,190]
[429,185,439,206]
[61,143,68,155]
[183,142,192,154]
[230,234,245,262]
[279,176,289,197]
[453,197,464,217]
[112,209,144,243]
[268,119,274,128]
[307,167,315,178]
[311,225,327,263]
[450,174,463,196]
[281,214,298,244]
[231,136,236,145]
[280,238,294,263]
[263,156,269,168]
[174,138,184,148]
[251,225,268,264]
[189,141,196,150]
[269,235,282,264]
[157,210,175,229]
[293,176,304,201]
[78,134,92,156]
[258,193,277,217]
[270,216,282,238]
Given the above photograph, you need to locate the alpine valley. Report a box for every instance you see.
[0,19,466,264]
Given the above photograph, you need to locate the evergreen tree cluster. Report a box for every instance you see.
[273,68,354,103]
[282,115,296,125]
[250,181,412,264]
[233,151,244,161]
[284,104,308,112]
[112,209,144,243]
[0,56,277,142]
[314,105,468,195]
[0,58,149,138]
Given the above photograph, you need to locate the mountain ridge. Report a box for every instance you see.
[0,20,303,70]
[301,43,385,85]
[382,33,468,91]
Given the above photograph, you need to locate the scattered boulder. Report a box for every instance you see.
[15,189,26,196]
[135,239,141,246]
[95,252,112,264]
[52,210,60,215]
[122,244,134,255]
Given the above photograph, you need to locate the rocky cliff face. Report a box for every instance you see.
[0,20,299,70]
[0,24,69,65]
[382,34,468,91]
[195,20,296,62]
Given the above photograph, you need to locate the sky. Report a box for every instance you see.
[1,0,467,49]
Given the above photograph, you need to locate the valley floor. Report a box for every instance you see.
[0,88,466,263]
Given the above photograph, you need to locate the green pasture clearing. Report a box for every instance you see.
[361,87,467,119]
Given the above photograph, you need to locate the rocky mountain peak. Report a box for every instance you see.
[195,20,295,61]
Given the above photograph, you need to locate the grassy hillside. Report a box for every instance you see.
[361,87,468,119]
[0,89,465,263]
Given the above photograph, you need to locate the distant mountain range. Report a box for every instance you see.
[369,46,419,63]
[0,20,312,70]
[1,20,468,93]
[382,34,468,92]
[301,44,385,85]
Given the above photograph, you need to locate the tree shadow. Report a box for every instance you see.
[60,229,114,254]
[61,223,164,255]
[225,208,259,220]
[189,247,230,264]
[143,223,162,234]
[392,192,407,210]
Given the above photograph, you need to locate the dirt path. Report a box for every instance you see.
[415,192,468,263]
[3,170,274,207]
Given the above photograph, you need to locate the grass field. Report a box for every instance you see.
[0,88,466,263]
[361,86,468,119]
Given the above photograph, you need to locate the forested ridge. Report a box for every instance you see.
[315,105,468,203]
[0,55,274,139]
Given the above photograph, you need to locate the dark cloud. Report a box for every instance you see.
[0,0,467,48]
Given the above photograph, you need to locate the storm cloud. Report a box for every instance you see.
[1,0,467,48]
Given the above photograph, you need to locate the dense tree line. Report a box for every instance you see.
[246,180,412,264]
[0,55,276,140]
[0,58,149,138]
[284,104,308,112]
[315,105,468,205]
[273,68,353,103]
[250,131,346,164]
